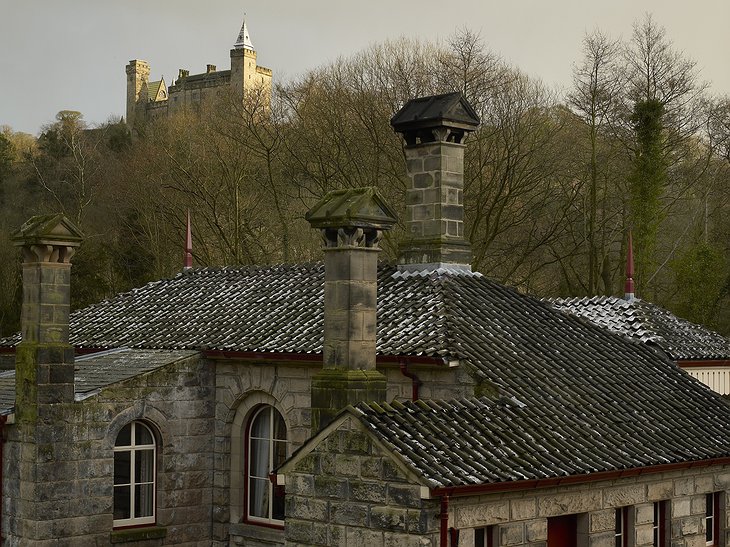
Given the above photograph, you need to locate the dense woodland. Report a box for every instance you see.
[0,16,728,336]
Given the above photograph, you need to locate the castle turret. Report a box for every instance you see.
[126,59,150,128]
[230,17,271,98]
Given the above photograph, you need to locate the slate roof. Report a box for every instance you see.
[0,348,197,415]
[547,296,730,361]
[349,387,730,489]
[3,264,730,484]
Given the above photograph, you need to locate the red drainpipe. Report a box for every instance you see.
[439,491,451,547]
[399,360,422,401]
[0,414,7,542]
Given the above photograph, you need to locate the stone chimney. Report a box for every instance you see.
[306,187,397,431]
[391,92,480,271]
[12,214,83,417]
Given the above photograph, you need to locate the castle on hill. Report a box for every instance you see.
[125,17,272,128]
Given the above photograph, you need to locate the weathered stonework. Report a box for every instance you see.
[4,353,215,546]
[283,417,439,546]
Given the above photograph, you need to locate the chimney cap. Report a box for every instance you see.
[12,213,84,248]
[306,187,397,231]
[391,92,480,134]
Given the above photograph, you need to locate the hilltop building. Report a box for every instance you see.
[125,18,272,128]
[1,93,729,546]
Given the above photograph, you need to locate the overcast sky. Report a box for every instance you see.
[1,0,728,135]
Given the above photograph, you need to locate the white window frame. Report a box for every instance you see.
[113,421,156,528]
[246,405,287,525]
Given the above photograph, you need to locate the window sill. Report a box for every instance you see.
[110,526,167,543]
[229,522,284,544]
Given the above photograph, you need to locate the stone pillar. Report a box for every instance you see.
[306,188,397,431]
[391,92,480,270]
[6,214,83,542]
[13,214,83,417]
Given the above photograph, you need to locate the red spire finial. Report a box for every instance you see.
[184,210,193,270]
[624,230,634,300]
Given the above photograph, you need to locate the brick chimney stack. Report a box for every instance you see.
[12,214,83,415]
[391,92,480,271]
[306,188,397,431]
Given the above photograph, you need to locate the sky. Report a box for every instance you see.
[1,0,728,136]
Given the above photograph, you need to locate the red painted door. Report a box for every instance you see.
[547,515,577,547]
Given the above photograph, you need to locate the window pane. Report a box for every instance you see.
[250,408,270,439]
[116,424,131,447]
[135,449,154,483]
[114,451,131,486]
[135,423,153,446]
[114,485,131,520]
[250,439,269,478]
[273,411,286,441]
[249,477,269,518]
[273,439,287,468]
[272,485,285,520]
[135,484,154,518]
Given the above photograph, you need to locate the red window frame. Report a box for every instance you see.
[474,525,495,547]
[653,500,669,547]
[243,405,287,528]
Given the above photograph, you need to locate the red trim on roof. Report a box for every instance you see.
[201,349,443,366]
[430,457,730,497]
[679,360,730,368]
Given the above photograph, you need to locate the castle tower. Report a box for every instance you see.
[230,18,267,97]
[125,59,150,127]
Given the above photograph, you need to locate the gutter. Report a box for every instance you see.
[202,349,443,367]
[429,457,730,498]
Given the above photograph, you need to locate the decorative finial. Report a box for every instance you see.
[624,231,635,301]
[184,210,193,270]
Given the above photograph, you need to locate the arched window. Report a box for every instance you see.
[246,405,287,524]
[113,421,156,527]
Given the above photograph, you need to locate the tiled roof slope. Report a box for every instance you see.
[3,264,730,481]
[352,389,730,489]
[0,264,451,356]
[547,296,730,361]
[0,348,197,414]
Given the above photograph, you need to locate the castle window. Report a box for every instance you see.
[246,405,287,525]
[113,421,156,527]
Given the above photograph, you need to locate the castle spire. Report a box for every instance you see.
[624,231,635,301]
[233,16,254,50]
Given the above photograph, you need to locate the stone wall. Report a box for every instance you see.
[283,416,440,547]
[451,465,730,547]
[3,353,215,546]
[212,358,472,545]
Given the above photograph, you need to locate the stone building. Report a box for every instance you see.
[125,18,272,129]
[0,93,729,547]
